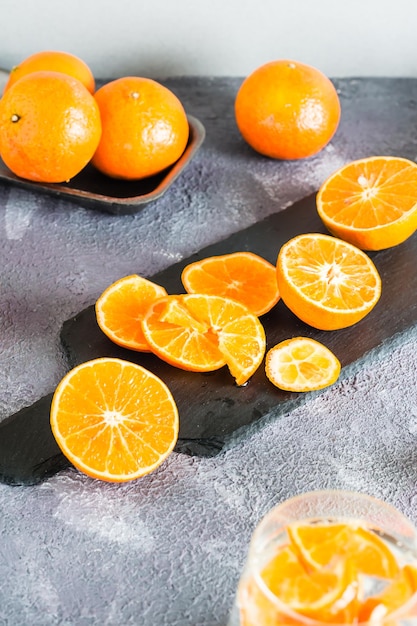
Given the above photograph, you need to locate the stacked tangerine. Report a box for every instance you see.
[0,50,189,183]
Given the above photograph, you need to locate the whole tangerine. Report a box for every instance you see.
[0,70,102,183]
[91,76,189,180]
[4,50,95,94]
[235,59,341,160]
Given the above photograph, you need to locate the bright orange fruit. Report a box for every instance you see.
[50,357,179,482]
[142,294,266,386]
[0,70,101,183]
[265,337,341,392]
[260,544,356,623]
[288,521,400,579]
[181,251,280,316]
[4,49,95,94]
[235,59,341,160]
[95,274,168,351]
[91,76,189,180]
[317,156,417,250]
[276,233,382,330]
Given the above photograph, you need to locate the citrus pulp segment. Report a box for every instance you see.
[276,233,382,330]
[181,251,280,316]
[317,156,417,250]
[50,358,179,482]
[95,274,168,351]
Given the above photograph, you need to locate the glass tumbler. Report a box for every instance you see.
[229,490,417,626]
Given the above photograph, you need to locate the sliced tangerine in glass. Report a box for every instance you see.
[288,521,400,579]
[260,544,356,622]
[181,251,280,316]
[317,156,417,250]
[358,564,417,622]
[276,233,382,330]
[50,357,179,482]
[95,274,167,351]
[265,337,341,392]
[142,294,266,385]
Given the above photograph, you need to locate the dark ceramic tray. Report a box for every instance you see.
[0,115,205,215]
[1,193,416,485]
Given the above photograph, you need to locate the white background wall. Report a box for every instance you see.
[1,0,416,79]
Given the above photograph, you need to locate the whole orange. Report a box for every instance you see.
[235,59,341,160]
[91,77,189,180]
[0,70,101,183]
[4,50,95,94]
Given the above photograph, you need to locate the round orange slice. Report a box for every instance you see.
[276,233,382,330]
[260,544,356,622]
[95,274,167,351]
[288,521,400,579]
[142,294,266,386]
[317,156,417,250]
[265,337,341,392]
[181,251,280,316]
[50,357,179,482]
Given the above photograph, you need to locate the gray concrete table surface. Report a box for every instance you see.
[1,76,417,625]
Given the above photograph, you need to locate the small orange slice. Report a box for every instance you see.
[276,233,382,330]
[317,156,417,250]
[95,274,167,351]
[260,544,356,622]
[265,337,341,392]
[358,564,417,622]
[142,294,266,385]
[288,521,400,579]
[181,251,280,316]
[50,357,179,482]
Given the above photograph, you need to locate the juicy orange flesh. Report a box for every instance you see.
[266,338,340,391]
[244,521,417,624]
[181,252,280,316]
[142,294,266,384]
[95,275,167,350]
[319,158,417,229]
[282,235,380,311]
[51,359,178,479]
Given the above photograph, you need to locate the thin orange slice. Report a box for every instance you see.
[358,564,417,622]
[181,251,280,316]
[142,294,266,385]
[276,233,382,330]
[265,337,341,392]
[50,357,179,482]
[288,521,400,579]
[317,156,417,250]
[260,544,356,622]
[95,274,167,351]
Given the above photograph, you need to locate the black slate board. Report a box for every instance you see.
[1,192,416,485]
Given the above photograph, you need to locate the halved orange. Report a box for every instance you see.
[142,294,266,386]
[317,156,417,250]
[181,251,280,316]
[265,337,341,392]
[276,233,382,330]
[50,357,179,482]
[95,274,167,351]
[288,521,400,579]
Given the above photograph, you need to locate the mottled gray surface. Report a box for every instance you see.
[1,77,417,625]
